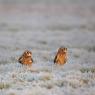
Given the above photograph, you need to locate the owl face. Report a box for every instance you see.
[58,47,67,54]
[23,50,32,58]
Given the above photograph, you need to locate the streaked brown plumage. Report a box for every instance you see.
[54,47,67,65]
[18,50,33,65]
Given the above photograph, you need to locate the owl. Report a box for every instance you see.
[54,47,67,65]
[18,50,33,65]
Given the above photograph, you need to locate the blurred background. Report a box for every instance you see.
[0,0,95,65]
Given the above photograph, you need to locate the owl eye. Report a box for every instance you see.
[28,52,31,55]
[25,52,28,54]
[25,50,29,53]
[64,48,67,50]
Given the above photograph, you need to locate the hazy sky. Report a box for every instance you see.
[0,0,94,5]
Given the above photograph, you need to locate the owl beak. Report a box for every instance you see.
[28,53,32,57]
[64,50,67,53]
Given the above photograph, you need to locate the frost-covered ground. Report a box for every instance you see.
[0,63,95,95]
[0,0,95,95]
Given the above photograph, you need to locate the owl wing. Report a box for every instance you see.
[18,56,23,63]
[31,58,33,63]
[64,55,67,63]
[54,55,57,63]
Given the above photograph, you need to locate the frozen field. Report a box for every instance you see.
[0,0,95,95]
